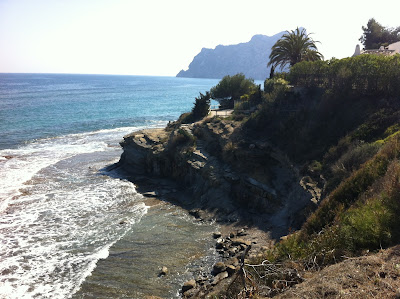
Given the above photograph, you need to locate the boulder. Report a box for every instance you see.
[226,265,237,276]
[237,228,247,236]
[226,257,239,267]
[159,266,168,276]
[142,191,157,197]
[182,279,196,293]
[211,271,229,285]
[231,238,251,246]
[228,247,238,256]
[215,238,225,250]
[188,209,202,219]
[213,232,222,239]
[212,262,226,275]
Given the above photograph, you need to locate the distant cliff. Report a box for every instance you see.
[176,32,285,80]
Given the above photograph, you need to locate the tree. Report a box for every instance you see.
[268,27,323,70]
[191,91,211,120]
[210,73,256,108]
[359,18,400,50]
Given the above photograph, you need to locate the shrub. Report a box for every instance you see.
[264,78,289,93]
[383,124,400,138]
[191,92,211,121]
[327,141,381,190]
[222,141,238,162]
[340,198,393,250]
[289,55,400,98]
[168,128,196,151]
[304,133,400,236]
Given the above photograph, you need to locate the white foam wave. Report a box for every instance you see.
[0,174,148,299]
[0,125,158,298]
[0,125,160,212]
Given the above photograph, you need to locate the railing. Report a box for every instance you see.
[210,105,231,116]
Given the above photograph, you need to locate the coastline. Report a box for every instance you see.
[113,124,293,297]
[122,172,274,298]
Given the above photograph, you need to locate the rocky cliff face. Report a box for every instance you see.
[118,118,317,238]
[176,32,286,80]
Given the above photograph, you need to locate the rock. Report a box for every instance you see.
[228,247,238,256]
[215,242,224,250]
[213,232,222,239]
[176,33,286,80]
[182,279,196,293]
[226,265,237,276]
[211,271,229,285]
[189,209,201,219]
[142,191,157,197]
[237,228,247,236]
[212,262,226,275]
[226,257,239,267]
[239,244,248,251]
[159,266,168,276]
[231,238,251,246]
[395,288,400,299]
[182,288,198,297]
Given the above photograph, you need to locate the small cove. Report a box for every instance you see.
[74,199,220,298]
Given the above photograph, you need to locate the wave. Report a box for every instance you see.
[0,129,150,298]
[0,122,166,213]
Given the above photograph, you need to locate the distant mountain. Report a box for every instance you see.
[176,31,286,80]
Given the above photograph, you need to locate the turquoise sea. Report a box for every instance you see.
[0,74,221,298]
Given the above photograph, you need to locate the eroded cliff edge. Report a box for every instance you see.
[117,117,321,239]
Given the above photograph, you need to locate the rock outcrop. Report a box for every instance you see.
[117,118,317,238]
[176,32,286,80]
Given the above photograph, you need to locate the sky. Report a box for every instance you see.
[0,0,399,76]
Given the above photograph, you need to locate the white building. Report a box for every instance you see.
[353,41,400,57]
[387,41,400,53]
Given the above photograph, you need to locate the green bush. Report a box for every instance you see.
[268,159,400,268]
[289,55,400,98]
[264,78,289,93]
[340,198,393,250]
[304,133,400,236]
[327,141,381,190]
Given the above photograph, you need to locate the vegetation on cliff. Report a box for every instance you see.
[232,55,399,297]
[210,73,259,109]
[173,53,400,296]
[121,48,400,296]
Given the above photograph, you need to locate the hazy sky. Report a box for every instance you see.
[0,0,399,76]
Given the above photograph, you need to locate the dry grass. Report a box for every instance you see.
[274,245,400,299]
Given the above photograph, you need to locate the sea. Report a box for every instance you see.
[0,73,222,298]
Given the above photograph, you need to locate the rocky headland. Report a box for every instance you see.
[176,32,287,80]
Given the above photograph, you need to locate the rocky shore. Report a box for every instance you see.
[115,118,320,297]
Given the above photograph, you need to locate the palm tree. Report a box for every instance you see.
[268,27,323,69]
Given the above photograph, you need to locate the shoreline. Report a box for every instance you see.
[114,115,317,297]
[114,163,274,297]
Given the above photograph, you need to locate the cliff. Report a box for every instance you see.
[118,54,400,297]
[176,32,286,80]
[117,118,318,239]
